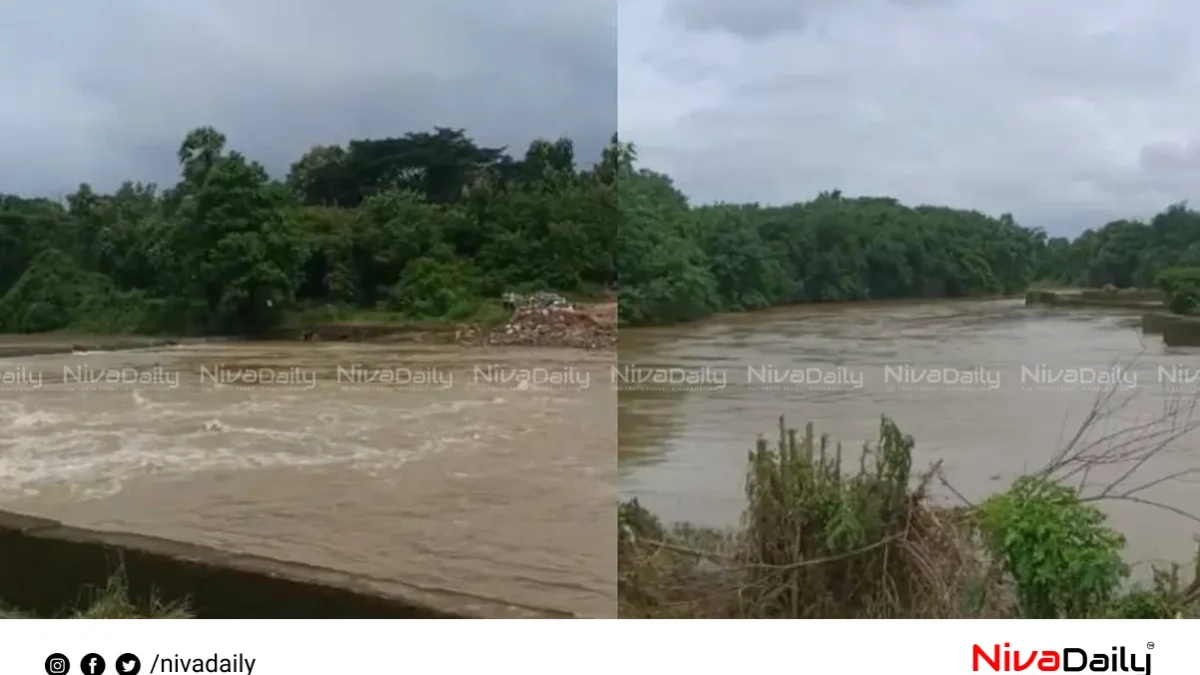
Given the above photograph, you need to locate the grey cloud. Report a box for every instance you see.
[620,0,1200,235]
[1140,141,1200,175]
[0,0,615,196]
[664,0,815,39]
[663,0,944,40]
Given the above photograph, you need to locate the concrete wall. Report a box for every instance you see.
[1162,315,1200,347]
[0,510,569,619]
[1143,312,1173,335]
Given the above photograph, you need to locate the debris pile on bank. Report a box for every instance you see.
[502,291,573,310]
[457,292,616,350]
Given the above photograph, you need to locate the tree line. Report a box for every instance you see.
[616,142,1200,325]
[1034,204,1200,315]
[0,127,618,335]
[7,132,1200,335]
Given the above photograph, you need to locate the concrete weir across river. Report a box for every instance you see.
[619,298,1200,573]
[0,338,616,617]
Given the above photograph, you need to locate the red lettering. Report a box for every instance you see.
[1037,652,1060,671]
[972,645,1062,672]
[974,644,1001,671]
[1012,651,1036,671]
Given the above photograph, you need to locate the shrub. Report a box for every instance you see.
[619,415,1200,619]
[978,476,1127,618]
[619,416,992,618]
[1155,267,1200,314]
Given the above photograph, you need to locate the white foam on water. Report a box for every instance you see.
[0,389,517,499]
[10,409,65,429]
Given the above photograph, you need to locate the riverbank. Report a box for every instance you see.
[1025,288,1164,310]
[622,292,1033,332]
[619,414,1200,619]
[277,299,616,351]
[0,300,618,357]
[456,300,616,350]
[0,336,192,359]
[625,285,1164,332]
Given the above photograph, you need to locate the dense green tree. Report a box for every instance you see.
[619,149,1048,325]
[617,144,1200,326]
[0,126,618,336]
[10,129,1200,335]
[1029,202,1200,293]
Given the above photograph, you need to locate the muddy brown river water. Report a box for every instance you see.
[0,340,616,617]
[619,298,1200,574]
[7,298,1200,616]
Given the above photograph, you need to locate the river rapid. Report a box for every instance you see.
[619,298,1200,572]
[0,340,616,617]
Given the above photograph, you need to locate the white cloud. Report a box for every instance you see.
[619,0,1200,234]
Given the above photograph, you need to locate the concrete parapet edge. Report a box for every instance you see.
[0,509,571,619]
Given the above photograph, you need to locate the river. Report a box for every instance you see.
[0,340,616,617]
[619,298,1200,572]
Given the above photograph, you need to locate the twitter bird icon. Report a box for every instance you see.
[115,654,141,675]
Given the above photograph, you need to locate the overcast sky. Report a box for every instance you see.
[10,2,1198,237]
[620,0,1200,235]
[0,0,614,199]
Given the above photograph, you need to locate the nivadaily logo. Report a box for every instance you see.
[973,643,1150,673]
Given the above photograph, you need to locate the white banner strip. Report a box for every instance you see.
[6,619,1182,674]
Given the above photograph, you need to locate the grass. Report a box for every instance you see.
[0,573,192,619]
[620,383,1200,619]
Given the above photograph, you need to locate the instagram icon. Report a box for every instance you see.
[45,653,70,675]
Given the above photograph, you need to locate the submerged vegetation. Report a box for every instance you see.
[619,387,1200,619]
[0,127,617,336]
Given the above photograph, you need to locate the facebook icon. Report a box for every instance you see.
[79,654,106,675]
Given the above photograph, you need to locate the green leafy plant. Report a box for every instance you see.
[978,476,1127,618]
[1168,281,1200,315]
[1154,267,1200,314]
[620,412,1200,620]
